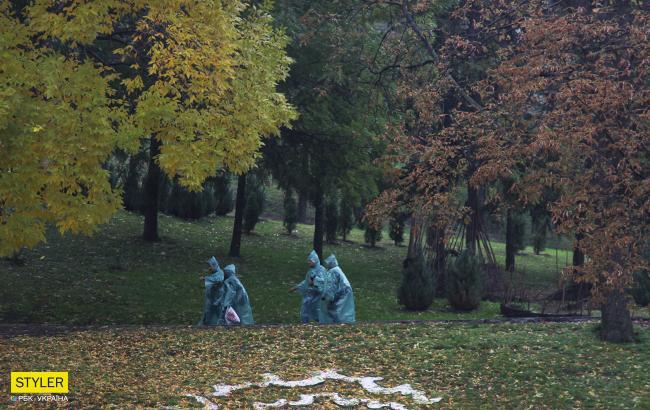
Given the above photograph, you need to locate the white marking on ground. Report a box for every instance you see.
[252,392,408,409]
[185,369,442,409]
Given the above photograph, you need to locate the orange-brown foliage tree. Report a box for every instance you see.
[367,0,649,341]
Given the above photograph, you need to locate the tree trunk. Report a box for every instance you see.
[573,234,585,267]
[142,137,161,242]
[433,228,447,297]
[229,173,247,257]
[312,188,324,260]
[600,290,634,343]
[505,209,516,273]
[572,233,588,300]
[297,191,308,223]
[465,182,480,256]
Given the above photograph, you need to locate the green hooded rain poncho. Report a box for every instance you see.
[222,264,254,325]
[295,250,326,323]
[320,254,356,324]
[199,256,227,326]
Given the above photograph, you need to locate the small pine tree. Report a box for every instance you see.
[187,187,206,219]
[204,185,217,216]
[164,179,216,219]
[397,251,435,311]
[338,198,355,241]
[389,213,407,246]
[283,190,298,235]
[364,223,382,247]
[325,198,339,243]
[165,182,182,217]
[446,251,484,311]
[243,177,265,234]
[511,213,528,253]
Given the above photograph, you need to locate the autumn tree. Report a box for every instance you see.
[360,0,495,262]
[105,1,296,241]
[1,1,296,254]
[466,3,649,342]
[360,0,648,342]
[0,1,136,257]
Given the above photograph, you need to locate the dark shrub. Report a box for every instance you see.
[389,213,408,246]
[447,251,484,311]
[511,212,528,252]
[214,174,234,216]
[283,190,298,235]
[338,198,355,241]
[364,224,382,247]
[203,185,217,215]
[397,252,434,311]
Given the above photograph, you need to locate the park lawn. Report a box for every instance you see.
[1,321,649,408]
[1,210,574,326]
[489,241,573,291]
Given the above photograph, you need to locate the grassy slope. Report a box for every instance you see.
[1,322,649,408]
[490,241,572,290]
[2,210,574,325]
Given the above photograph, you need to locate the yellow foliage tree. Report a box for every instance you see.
[0,1,296,254]
[0,2,135,257]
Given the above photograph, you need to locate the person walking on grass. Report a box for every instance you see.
[289,250,326,323]
[222,264,254,325]
[320,254,355,324]
[198,256,226,326]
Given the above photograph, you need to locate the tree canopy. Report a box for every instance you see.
[0,0,296,256]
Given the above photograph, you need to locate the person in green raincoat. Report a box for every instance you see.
[199,256,226,326]
[321,254,356,324]
[289,250,326,323]
[222,264,254,325]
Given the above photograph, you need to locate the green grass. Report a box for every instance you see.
[490,241,573,290]
[1,322,649,408]
[1,210,579,325]
[2,212,648,408]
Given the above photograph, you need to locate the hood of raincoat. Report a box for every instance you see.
[324,254,339,269]
[207,256,220,272]
[204,269,224,287]
[307,250,321,267]
[224,264,236,278]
